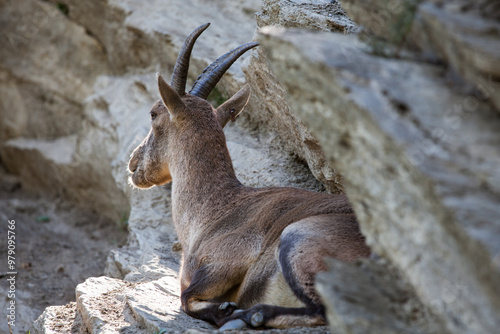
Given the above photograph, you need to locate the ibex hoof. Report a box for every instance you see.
[219,319,248,331]
[219,302,229,311]
[250,311,264,327]
[218,301,237,311]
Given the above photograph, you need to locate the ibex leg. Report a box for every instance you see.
[219,214,369,329]
[181,264,242,325]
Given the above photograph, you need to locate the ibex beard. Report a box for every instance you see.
[128,23,370,330]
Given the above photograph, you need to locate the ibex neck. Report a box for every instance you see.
[169,127,243,236]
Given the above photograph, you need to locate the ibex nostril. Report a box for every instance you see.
[128,157,138,173]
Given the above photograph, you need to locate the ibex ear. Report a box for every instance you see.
[215,84,251,128]
[157,73,186,117]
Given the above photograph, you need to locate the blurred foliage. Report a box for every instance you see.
[207,87,228,107]
[56,2,69,16]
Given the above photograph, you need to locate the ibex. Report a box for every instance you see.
[128,23,370,330]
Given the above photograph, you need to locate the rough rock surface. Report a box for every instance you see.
[342,0,500,110]
[257,0,357,33]
[412,2,500,112]
[260,19,500,334]
[33,302,85,334]
[316,258,444,334]
[0,0,127,222]
[239,0,361,193]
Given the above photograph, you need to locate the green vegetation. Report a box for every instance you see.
[364,0,423,57]
[389,0,422,46]
[56,2,69,16]
[207,87,228,107]
[36,215,50,223]
[118,211,129,231]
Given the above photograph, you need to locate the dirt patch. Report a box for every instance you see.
[0,164,128,333]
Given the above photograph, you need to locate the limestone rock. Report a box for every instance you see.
[316,258,446,334]
[413,2,500,112]
[242,51,344,193]
[76,277,131,333]
[1,135,129,222]
[72,276,210,333]
[257,0,357,33]
[43,0,261,76]
[125,277,211,332]
[341,0,420,44]
[0,0,127,221]
[342,0,500,112]
[0,0,108,141]
[260,27,500,334]
[239,0,363,193]
[33,302,85,334]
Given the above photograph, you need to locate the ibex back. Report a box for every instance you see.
[128,23,370,330]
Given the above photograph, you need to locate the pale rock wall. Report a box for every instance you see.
[241,0,361,192]
[0,0,127,221]
[257,0,357,33]
[259,0,500,333]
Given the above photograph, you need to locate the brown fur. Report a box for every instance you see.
[128,62,370,330]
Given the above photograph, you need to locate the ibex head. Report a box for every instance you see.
[128,23,258,188]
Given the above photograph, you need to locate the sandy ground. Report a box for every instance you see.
[0,164,128,334]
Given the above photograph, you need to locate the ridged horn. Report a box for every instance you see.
[170,23,211,95]
[189,42,259,99]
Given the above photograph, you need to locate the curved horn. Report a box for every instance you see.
[189,42,259,99]
[170,23,211,95]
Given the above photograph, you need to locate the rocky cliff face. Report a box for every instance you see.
[0,0,498,333]
[259,1,500,333]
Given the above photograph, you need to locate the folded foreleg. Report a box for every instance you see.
[180,264,243,325]
[219,304,325,329]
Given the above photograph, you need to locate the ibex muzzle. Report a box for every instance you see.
[128,23,370,330]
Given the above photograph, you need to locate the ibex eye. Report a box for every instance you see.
[150,112,157,120]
